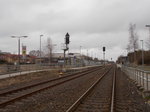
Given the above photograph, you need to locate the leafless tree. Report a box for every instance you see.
[127,23,139,63]
[145,37,150,50]
[29,50,44,57]
[46,37,53,64]
[126,44,131,53]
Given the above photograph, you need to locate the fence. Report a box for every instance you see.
[0,63,100,76]
[122,65,150,91]
[0,64,60,75]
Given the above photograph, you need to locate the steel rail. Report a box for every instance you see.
[0,66,101,96]
[110,67,116,112]
[0,66,103,108]
[66,66,112,112]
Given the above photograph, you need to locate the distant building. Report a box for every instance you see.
[0,52,17,64]
[37,53,83,66]
[0,51,36,64]
[117,56,128,65]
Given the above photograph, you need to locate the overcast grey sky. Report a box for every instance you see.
[0,0,150,61]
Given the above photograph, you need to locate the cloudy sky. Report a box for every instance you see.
[0,0,150,61]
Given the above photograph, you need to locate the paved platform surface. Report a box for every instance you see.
[0,65,101,80]
[0,69,53,80]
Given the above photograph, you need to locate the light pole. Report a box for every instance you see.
[87,49,88,57]
[145,25,150,38]
[140,40,144,66]
[11,36,28,66]
[80,46,82,66]
[40,35,43,65]
[80,46,82,55]
[146,25,150,50]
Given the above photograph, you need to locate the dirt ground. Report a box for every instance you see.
[0,70,61,88]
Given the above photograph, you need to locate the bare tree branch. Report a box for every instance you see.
[128,23,139,52]
[127,23,139,63]
[29,50,44,57]
[145,37,150,50]
[46,37,53,64]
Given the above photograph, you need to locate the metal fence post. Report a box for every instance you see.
[138,71,140,85]
[135,70,137,81]
[142,71,144,87]
[147,73,149,91]
[122,65,150,91]
[133,68,135,79]
[140,71,142,86]
[135,69,136,79]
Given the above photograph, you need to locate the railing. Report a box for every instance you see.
[121,65,150,91]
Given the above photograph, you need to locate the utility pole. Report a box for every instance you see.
[87,49,88,57]
[145,25,150,50]
[87,49,89,65]
[40,35,43,65]
[140,40,144,66]
[91,51,93,59]
[80,46,82,56]
[80,46,82,66]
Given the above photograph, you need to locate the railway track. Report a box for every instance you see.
[114,69,150,112]
[65,66,150,112]
[66,66,116,112]
[1,65,146,112]
[0,66,103,108]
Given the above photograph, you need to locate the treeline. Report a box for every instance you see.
[128,50,150,65]
[125,23,150,65]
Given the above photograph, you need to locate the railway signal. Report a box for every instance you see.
[65,33,70,44]
[103,47,106,65]
[63,32,70,67]
[103,47,105,52]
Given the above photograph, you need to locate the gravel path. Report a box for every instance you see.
[115,68,150,112]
